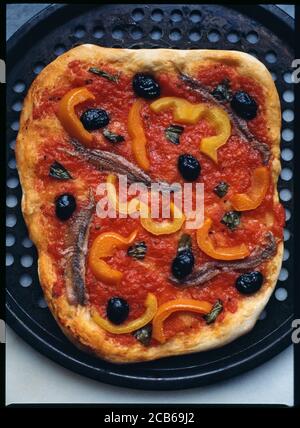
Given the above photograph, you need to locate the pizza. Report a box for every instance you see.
[16,45,285,363]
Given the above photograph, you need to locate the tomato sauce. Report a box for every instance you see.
[34,60,284,345]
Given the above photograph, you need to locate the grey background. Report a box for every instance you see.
[6,4,294,405]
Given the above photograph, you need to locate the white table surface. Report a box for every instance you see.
[6,4,294,406]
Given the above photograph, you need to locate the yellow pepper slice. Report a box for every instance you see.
[230,167,270,211]
[106,174,140,215]
[150,97,206,124]
[128,99,150,171]
[88,230,138,284]
[196,218,250,260]
[57,87,95,145]
[150,97,231,163]
[152,298,213,344]
[140,202,185,235]
[200,107,231,163]
[92,293,158,334]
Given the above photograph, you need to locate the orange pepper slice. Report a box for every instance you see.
[230,167,270,211]
[88,230,138,284]
[150,97,231,163]
[140,202,185,235]
[57,87,95,145]
[128,99,150,171]
[196,218,250,260]
[152,299,213,344]
[92,293,158,334]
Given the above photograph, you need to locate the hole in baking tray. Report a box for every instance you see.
[285,209,291,222]
[189,29,201,42]
[74,26,86,38]
[130,26,143,40]
[93,26,104,39]
[12,100,23,112]
[279,268,289,282]
[246,31,258,44]
[248,50,258,58]
[6,194,18,208]
[283,248,290,261]
[11,121,19,131]
[281,168,293,181]
[6,253,14,267]
[283,90,294,103]
[6,233,15,247]
[54,44,66,56]
[37,296,48,309]
[33,62,45,74]
[150,27,163,40]
[6,214,16,228]
[22,237,33,248]
[281,148,293,162]
[227,31,240,43]
[207,30,220,43]
[280,189,292,202]
[265,51,277,63]
[283,71,293,84]
[19,274,32,288]
[275,287,288,302]
[270,72,277,81]
[131,8,144,22]
[9,140,16,150]
[283,109,294,123]
[284,228,290,242]
[7,177,19,189]
[8,158,16,169]
[151,9,164,22]
[20,255,33,268]
[282,128,294,142]
[189,10,202,23]
[13,81,25,93]
[169,29,182,41]
[170,9,183,22]
[112,26,125,40]
[258,310,267,321]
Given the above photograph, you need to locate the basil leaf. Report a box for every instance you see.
[89,67,119,83]
[214,181,229,198]
[133,325,152,346]
[49,161,73,180]
[165,124,184,145]
[103,129,125,143]
[221,211,241,230]
[211,79,232,102]
[177,234,192,253]
[127,241,147,260]
[204,300,223,324]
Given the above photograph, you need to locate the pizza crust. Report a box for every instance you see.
[16,45,282,363]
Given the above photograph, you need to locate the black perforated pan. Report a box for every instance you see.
[6,4,294,390]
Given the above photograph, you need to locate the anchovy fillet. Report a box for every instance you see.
[60,139,178,193]
[180,73,271,164]
[64,191,95,305]
[170,232,277,287]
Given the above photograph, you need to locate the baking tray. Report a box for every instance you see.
[6,4,294,390]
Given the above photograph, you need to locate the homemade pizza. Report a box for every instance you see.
[16,45,284,363]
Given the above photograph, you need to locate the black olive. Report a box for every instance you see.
[106,297,129,325]
[132,73,160,99]
[172,250,195,280]
[80,108,110,131]
[230,91,258,120]
[55,194,76,221]
[178,154,201,181]
[236,271,264,295]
